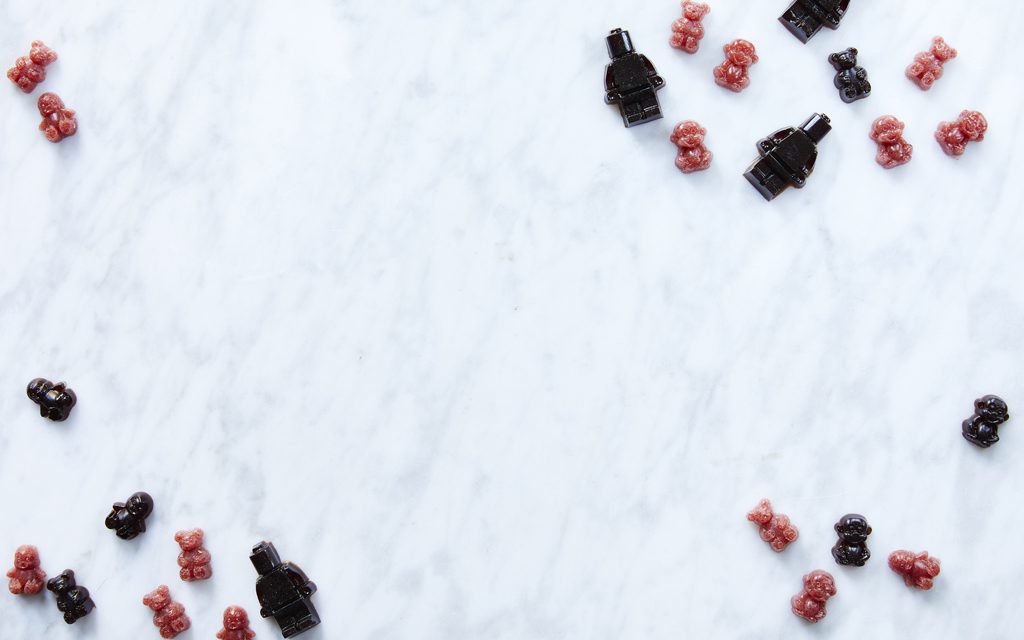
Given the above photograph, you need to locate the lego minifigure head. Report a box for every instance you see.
[143,585,172,611]
[803,570,837,602]
[976,394,1008,423]
[223,605,250,630]
[958,111,988,142]
[605,28,635,59]
[801,113,832,144]
[723,39,758,66]
[250,541,282,575]
[682,1,710,21]
[174,529,204,552]
[671,121,706,149]
[26,378,51,403]
[930,37,957,62]
[46,569,75,595]
[126,492,154,519]
[828,47,858,71]
[13,545,40,570]
[835,514,871,543]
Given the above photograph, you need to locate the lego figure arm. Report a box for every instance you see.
[639,55,665,88]
[285,564,316,596]
[604,65,619,103]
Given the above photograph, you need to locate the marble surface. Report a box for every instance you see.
[0,0,1022,638]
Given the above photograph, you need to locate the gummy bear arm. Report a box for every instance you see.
[192,549,211,564]
[5,569,15,579]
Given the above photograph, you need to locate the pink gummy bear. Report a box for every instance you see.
[791,570,837,623]
[143,585,191,639]
[746,498,799,552]
[713,39,758,92]
[889,550,941,590]
[870,116,913,169]
[217,605,257,640]
[935,110,987,157]
[38,92,77,143]
[175,528,212,581]
[6,40,57,93]
[670,120,712,173]
[6,545,46,595]
[670,2,711,54]
[906,37,957,90]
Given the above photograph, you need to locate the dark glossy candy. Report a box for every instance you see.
[46,569,95,624]
[889,550,941,590]
[780,0,850,44]
[105,491,154,540]
[791,570,836,623]
[27,378,76,421]
[603,28,665,128]
[217,606,257,640]
[832,513,872,566]
[252,541,320,638]
[7,545,46,595]
[143,585,190,638]
[743,113,831,201]
[962,395,1008,448]
[829,47,870,103]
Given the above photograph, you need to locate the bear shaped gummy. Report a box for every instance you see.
[175,528,212,581]
[105,491,154,540]
[670,2,710,54]
[962,394,1008,448]
[936,110,988,158]
[832,513,871,566]
[38,92,77,143]
[7,545,46,595]
[217,605,257,640]
[869,116,913,169]
[6,40,57,93]
[888,550,941,590]
[143,585,191,639]
[746,498,799,552]
[604,28,665,128]
[713,39,758,92]
[27,378,76,421]
[252,541,320,638]
[670,121,713,173]
[829,47,870,103]
[47,569,95,624]
[906,37,957,90]
[791,570,836,623]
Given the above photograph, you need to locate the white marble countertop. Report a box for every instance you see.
[0,0,1021,638]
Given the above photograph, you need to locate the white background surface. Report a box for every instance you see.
[0,0,1021,638]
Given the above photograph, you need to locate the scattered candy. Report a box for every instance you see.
[962,394,1008,448]
[175,528,212,581]
[38,92,77,143]
[746,498,799,552]
[743,113,831,201]
[713,39,758,92]
[869,116,913,169]
[670,2,711,54]
[47,569,95,624]
[829,47,870,103]
[252,541,321,638]
[888,550,941,590]
[143,585,191,639]
[832,513,872,566]
[6,40,57,93]
[906,37,957,90]
[7,545,46,595]
[791,570,837,623]
[604,28,665,128]
[779,0,850,43]
[26,378,76,421]
[670,121,713,173]
[105,491,155,540]
[935,110,988,157]
[217,605,257,640]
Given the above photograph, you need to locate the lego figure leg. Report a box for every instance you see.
[275,601,320,638]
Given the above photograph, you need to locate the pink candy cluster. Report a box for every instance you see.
[6,40,57,93]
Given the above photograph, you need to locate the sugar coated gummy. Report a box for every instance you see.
[670,2,710,54]
[870,116,913,169]
[6,41,57,93]
[143,585,191,639]
[889,550,941,590]
[791,570,836,623]
[746,498,798,551]
[670,121,713,173]
[7,545,46,595]
[713,39,757,92]
[936,110,987,157]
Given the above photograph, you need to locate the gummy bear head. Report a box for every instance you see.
[174,528,204,552]
[835,514,871,543]
[143,585,171,611]
[37,93,65,118]
[13,545,40,570]
[28,41,57,66]
[828,47,858,71]
[803,570,836,602]
[745,499,773,526]
[671,121,706,148]
[26,378,51,403]
[682,1,710,21]
[223,605,250,630]
[930,37,958,62]
[46,569,75,595]
[975,394,1007,423]
[724,40,758,66]
[887,549,915,573]
[958,111,988,142]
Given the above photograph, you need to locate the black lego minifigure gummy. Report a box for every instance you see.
[779,0,851,44]
[743,113,831,201]
[46,569,95,624]
[26,378,76,421]
[963,395,1010,448]
[104,491,154,540]
[251,541,320,638]
[831,513,872,567]
[603,28,665,128]
[829,47,870,103]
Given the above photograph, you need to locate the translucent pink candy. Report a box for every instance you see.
[870,116,913,169]
[6,41,57,93]
[670,2,710,54]
[791,570,836,623]
[889,550,941,590]
[746,498,798,552]
[906,37,957,90]
[38,92,77,143]
[6,545,46,596]
[935,110,987,156]
[670,121,712,173]
[713,39,757,92]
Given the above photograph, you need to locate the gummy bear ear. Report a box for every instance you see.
[849,47,858,56]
